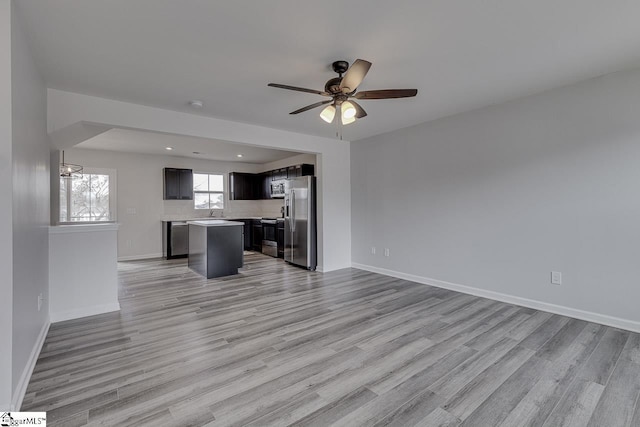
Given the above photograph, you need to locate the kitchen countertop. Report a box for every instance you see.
[162,216,284,222]
[49,223,120,233]
[161,216,263,222]
[188,219,244,227]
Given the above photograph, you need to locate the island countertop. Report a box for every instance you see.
[188,220,244,227]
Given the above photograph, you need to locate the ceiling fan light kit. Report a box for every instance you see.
[320,104,336,123]
[341,101,357,119]
[341,113,356,125]
[268,59,417,127]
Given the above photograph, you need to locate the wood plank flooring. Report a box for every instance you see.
[23,252,640,426]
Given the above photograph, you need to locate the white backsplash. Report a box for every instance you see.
[162,199,284,220]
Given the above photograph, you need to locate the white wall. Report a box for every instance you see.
[10,1,50,409]
[64,148,290,259]
[47,90,351,271]
[50,149,60,225]
[0,0,13,410]
[352,68,640,331]
[49,224,119,321]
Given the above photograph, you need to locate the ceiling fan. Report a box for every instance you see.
[268,59,417,125]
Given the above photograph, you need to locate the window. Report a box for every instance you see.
[193,173,224,209]
[60,168,116,223]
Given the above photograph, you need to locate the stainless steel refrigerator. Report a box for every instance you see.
[284,176,316,270]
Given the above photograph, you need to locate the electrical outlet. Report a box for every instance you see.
[371,246,376,255]
[126,239,132,248]
[126,207,137,215]
[384,248,390,257]
[551,271,562,285]
[37,293,43,311]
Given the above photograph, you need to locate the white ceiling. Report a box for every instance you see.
[16,0,640,141]
[76,128,302,164]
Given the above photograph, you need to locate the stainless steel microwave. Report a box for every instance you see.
[270,180,286,198]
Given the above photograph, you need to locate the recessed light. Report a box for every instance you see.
[237,154,243,158]
[188,100,204,108]
[166,147,173,150]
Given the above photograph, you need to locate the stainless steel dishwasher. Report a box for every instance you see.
[170,221,189,258]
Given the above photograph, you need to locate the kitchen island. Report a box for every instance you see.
[188,220,244,278]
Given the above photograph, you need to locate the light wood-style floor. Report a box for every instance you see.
[24,252,640,426]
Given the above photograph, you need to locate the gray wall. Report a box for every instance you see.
[0,0,14,409]
[11,1,49,406]
[351,68,640,327]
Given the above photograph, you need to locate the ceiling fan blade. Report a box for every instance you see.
[354,89,418,99]
[339,59,372,93]
[289,99,333,115]
[351,100,367,119]
[268,83,330,97]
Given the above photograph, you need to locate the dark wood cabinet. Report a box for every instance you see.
[229,164,315,200]
[251,219,263,252]
[241,219,252,250]
[277,220,284,258]
[287,166,296,179]
[229,172,257,200]
[164,168,193,200]
[270,168,288,181]
[286,164,314,178]
[301,164,314,177]
[260,173,271,199]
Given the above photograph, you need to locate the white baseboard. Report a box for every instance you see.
[117,253,162,262]
[317,262,352,273]
[12,319,50,410]
[50,302,121,323]
[352,262,640,334]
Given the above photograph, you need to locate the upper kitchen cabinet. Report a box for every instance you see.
[271,168,288,181]
[229,163,315,200]
[163,168,193,200]
[271,164,314,181]
[229,172,258,200]
[288,164,314,178]
[259,173,271,200]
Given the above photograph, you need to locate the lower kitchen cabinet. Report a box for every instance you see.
[277,220,284,258]
[251,219,262,252]
[241,219,252,250]
[161,217,284,258]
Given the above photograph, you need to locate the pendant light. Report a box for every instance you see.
[59,151,83,178]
